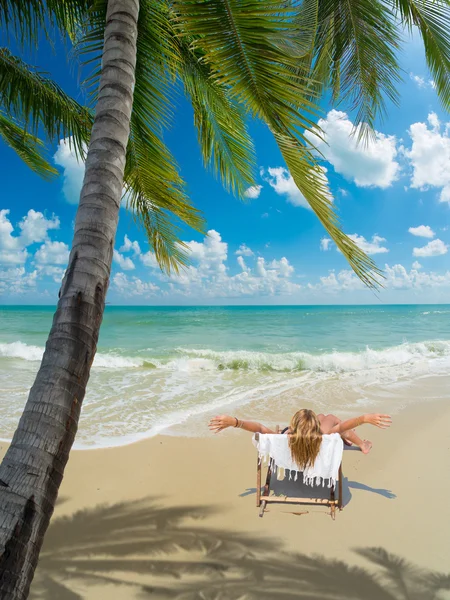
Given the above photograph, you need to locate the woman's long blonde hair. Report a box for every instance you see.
[288,409,322,470]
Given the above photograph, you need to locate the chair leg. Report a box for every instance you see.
[338,464,343,510]
[259,500,267,518]
[330,486,336,520]
[256,457,262,507]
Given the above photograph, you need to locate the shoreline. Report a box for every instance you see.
[2,395,449,598]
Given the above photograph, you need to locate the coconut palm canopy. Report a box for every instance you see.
[2,0,449,286]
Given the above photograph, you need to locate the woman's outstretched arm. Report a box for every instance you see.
[209,415,275,434]
[331,413,392,436]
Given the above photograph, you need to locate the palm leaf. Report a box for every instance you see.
[174,0,381,287]
[0,48,92,159]
[0,0,91,45]
[176,35,256,198]
[392,0,450,111]
[301,0,401,136]
[0,111,57,178]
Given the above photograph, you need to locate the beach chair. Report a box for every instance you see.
[255,428,344,520]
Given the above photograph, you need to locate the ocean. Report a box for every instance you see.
[1,305,450,448]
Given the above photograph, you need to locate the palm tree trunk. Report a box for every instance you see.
[0,1,139,597]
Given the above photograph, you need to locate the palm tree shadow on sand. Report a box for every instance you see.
[30,498,449,600]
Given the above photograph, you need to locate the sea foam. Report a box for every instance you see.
[2,339,450,374]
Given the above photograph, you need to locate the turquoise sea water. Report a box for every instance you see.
[1,305,450,447]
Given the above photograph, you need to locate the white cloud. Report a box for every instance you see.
[0,266,38,295]
[309,262,450,294]
[237,255,249,272]
[265,167,309,208]
[113,249,135,270]
[19,210,59,246]
[53,138,86,204]
[320,237,331,251]
[385,263,450,290]
[34,241,69,265]
[267,257,294,278]
[305,110,400,188]
[140,251,159,268]
[413,239,448,257]
[309,269,365,293]
[410,73,426,88]
[119,234,141,256]
[244,185,262,199]
[114,234,159,269]
[235,243,254,257]
[261,212,269,218]
[0,209,60,265]
[405,113,450,203]
[36,265,65,282]
[408,225,435,238]
[113,272,160,296]
[348,234,389,255]
[158,230,300,298]
[264,166,332,209]
[412,261,422,269]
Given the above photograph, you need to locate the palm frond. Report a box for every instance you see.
[393,0,450,111]
[0,111,57,178]
[0,0,91,45]
[302,0,401,137]
[124,120,204,274]
[174,0,381,287]
[76,0,204,274]
[0,48,92,159]
[176,36,256,198]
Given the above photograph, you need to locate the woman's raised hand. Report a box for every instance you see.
[208,415,235,433]
[364,414,392,429]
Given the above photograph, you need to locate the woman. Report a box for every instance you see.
[209,410,391,469]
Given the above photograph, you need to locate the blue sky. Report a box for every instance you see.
[1,32,450,305]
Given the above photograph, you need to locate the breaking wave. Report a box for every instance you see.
[2,339,450,374]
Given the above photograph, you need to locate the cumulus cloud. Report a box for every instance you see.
[34,241,70,265]
[405,113,450,203]
[244,185,262,199]
[113,272,160,296]
[0,266,38,295]
[156,230,300,298]
[36,265,65,283]
[119,234,141,256]
[0,209,60,265]
[308,269,365,293]
[409,73,435,91]
[309,262,450,293]
[348,234,389,255]
[413,239,448,257]
[113,249,135,270]
[385,263,450,290]
[412,261,422,269]
[408,225,435,238]
[53,138,86,204]
[320,237,331,251]
[140,251,159,268]
[263,166,331,209]
[114,234,158,269]
[305,110,400,188]
[235,243,254,257]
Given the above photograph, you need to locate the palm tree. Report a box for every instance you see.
[1,0,450,597]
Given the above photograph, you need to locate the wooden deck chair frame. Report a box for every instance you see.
[255,428,344,520]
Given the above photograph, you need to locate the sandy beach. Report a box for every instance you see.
[1,395,448,599]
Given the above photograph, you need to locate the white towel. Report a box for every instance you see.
[253,433,343,488]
